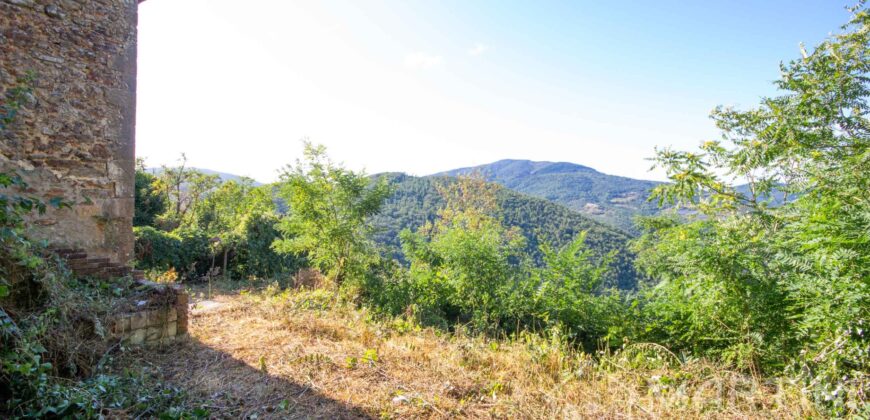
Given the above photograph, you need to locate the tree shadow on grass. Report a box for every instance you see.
[132,337,374,419]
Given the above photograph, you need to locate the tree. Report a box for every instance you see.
[133,159,167,227]
[193,179,273,280]
[534,232,620,349]
[155,154,220,229]
[634,6,869,413]
[273,142,392,285]
[399,175,531,331]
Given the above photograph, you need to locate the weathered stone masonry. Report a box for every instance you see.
[0,1,187,343]
[0,0,139,265]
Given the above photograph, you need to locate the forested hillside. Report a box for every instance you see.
[370,173,639,289]
[2,4,867,418]
[436,159,662,234]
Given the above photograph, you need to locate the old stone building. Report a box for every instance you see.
[0,0,141,264]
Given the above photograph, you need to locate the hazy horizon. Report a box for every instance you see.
[136,0,847,183]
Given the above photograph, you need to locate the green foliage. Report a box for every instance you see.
[274,142,392,285]
[134,161,167,227]
[360,176,630,345]
[632,216,794,371]
[394,176,532,332]
[634,7,870,414]
[0,171,196,418]
[0,72,34,133]
[498,190,638,290]
[370,173,639,289]
[437,159,663,234]
[192,178,271,241]
[3,364,195,418]
[134,158,298,283]
[533,233,628,350]
[231,211,304,280]
[133,226,211,281]
[153,154,221,230]
[191,178,275,279]
[0,171,68,300]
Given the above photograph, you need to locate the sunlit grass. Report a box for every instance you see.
[129,284,816,419]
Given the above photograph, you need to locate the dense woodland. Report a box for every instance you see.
[438,159,663,234]
[1,5,868,418]
[370,173,638,289]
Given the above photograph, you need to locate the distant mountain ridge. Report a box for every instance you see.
[141,165,640,288]
[146,167,263,186]
[434,159,662,234]
[148,160,662,234]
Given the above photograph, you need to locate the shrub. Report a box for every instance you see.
[231,212,303,281]
[533,233,629,350]
[133,226,211,281]
[133,168,167,227]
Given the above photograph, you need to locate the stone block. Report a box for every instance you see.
[165,321,177,337]
[112,315,130,336]
[167,307,177,322]
[127,328,145,345]
[130,311,147,330]
[145,326,162,342]
[146,309,165,327]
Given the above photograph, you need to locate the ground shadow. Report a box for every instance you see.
[128,337,374,419]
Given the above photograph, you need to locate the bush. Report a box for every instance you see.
[133,169,166,227]
[230,212,303,281]
[533,233,630,351]
[133,226,212,281]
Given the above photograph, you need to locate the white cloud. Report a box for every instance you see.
[404,52,443,69]
[467,43,488,56]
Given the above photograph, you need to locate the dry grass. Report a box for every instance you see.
[119,286,817,419]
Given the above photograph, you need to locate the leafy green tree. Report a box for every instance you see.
[155,154,220,229]
[232,211,304,280]
[534,232,623,349]
[400,175,532,331]
[368,173,639,289]
[273,142,392,285]
[133,159,167,227]
[193,179,273,279]
[634,6,869,413]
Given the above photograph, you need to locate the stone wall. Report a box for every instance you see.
[0,0,139,265]
[110,281,189,347]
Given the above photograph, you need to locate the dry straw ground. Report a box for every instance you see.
[116,285,817,419]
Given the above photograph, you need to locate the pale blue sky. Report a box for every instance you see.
[136,0,849,182]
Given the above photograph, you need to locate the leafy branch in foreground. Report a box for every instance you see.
[636,6,870,415]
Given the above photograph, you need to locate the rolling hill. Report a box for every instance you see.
[435,159,662,234]
[371,173,639,290]
[146,167,263,186]
[150,167,642,289]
